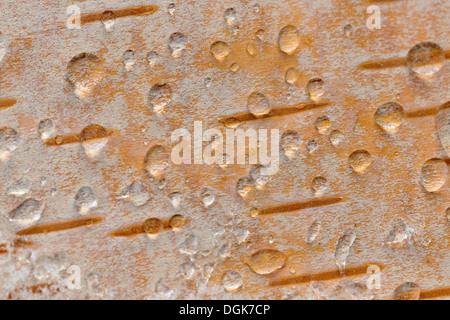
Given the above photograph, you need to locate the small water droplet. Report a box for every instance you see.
[406,41,444,76]
[143,218,164,238]
[311,176,328,196]
[285,67,299,85]
[280,130,300,159]
[255,29,265,40]
[169,214,185,231]
[204,77,212,87]
[66,53,106,98]
[247,91,271,117]
[246,43,257,57]
[221,270,242,292]
[306,77,325,101]
[230,62,239,72]
[253,4,261,13]
[446,207,450,222]
[101,11,115,31]
[278,25,300,55]
[435,101,450,157]
[146,51,159,66]
[393,282,420,300]
[306,140,318,154]
[38,119,56,140]
[248,249,286,275]
[6,176,32,197]
[348,150,372,173]
[117,180,150,206]
[249,164,270,189]
[40,176,47,186]
[168,32,187,58]
[234,227,249,244]
[144,145,169,178]
[420,158,447,192]
[374,102,404,132]
[148,83,172,114]
[236,177,254,197]
[210,41,230,61]
[0,127,19,162]
[122,50,136,71]
[9,199,44,226]
[167,3,176,15]
[385,218,412,246]
[334,228,356,272]
[0,32,8,63]
[180,261,196,280]
[315,115,331,135]
[343,24,353,37]
[168,192,182,208]
[155,278,174,298]
[179,234,198,256]
[74,186,97,215]
[329,130,344,146]
[80,124,109,158]
[223,8,237,25]
[306,219,322,244]
[200,188,215,208]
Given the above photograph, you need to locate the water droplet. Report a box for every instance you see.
[236,177,254,197]
[344,24,353,37]
[385,218,412,246]
[117,180,150,206]
[306,140,318,154]
[179,234,198,256]
[6,176,32,197]
[143,218,164,238]
[315,115,331,135]
[218,243,231,259]
[247,91,271,117]
[306,219,322,244]
[146,51,159,66]
[74,186,97,215]
[406,41,444,76]
[334,228,356,272]
[122,50,136,71]
[253,4,261,13]
[420,158,447,192]
[80,124,109,158]
[66,53,106,98]
[306,77,325,101]
[154,278,174,298]
[233,227,249,244]
[223,8,237,25]
[9,199,44,226]
[204,77,212,87]
[249,164,270,189]
[168,32,187,58]
[148,83,172,114]
[0,127,19,162]
[224,117,241,129]
[168,192,182,208]
[180,261,196,280]
[200,188,215,208]
[144,145,169,178]
[280,130,300,159]
[393,282,420,300]
[285,67,299,85]
[348,150,372,173]
[246,43,257,57]
[167,3,176,15]
[446,207,450,222]
[0,32,8,63]
[436,101,450,157]
[38,119,56,140]
[210,41,230,61]
[278,25,300,55]
[374,102,404,132]
[255,29,265,40]
[101,10,115,31]
[40,176,47,186]
[329,130,344,146]
[221,270,243,292]
[311,176,328,196]
[248,249,286,275]
[169,214,185,230]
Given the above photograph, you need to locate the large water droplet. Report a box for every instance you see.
[74,186,97,215]
[247,91,271,117]
[80,124,109,158]
[0,127,19,162]
[374,102,404,132]
[420,158,447,192]
[210,41,230,61]
[144,145,169,178]
[168,32,187,58]
[278,25,300,55]
[406,41,444,76]
[248,249,286,275]
[334,228,356,272]
[148,83,172,114]
[117,180,150,206]
[9,199,44,226]
[66,53,106,98]
[348,150,372,173]
[393,282,420,300]
[6,176,32,197]
[221,270,243,292]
